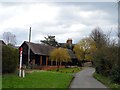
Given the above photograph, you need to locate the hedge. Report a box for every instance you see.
[2,45,19,73]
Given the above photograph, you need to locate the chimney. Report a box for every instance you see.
[66,38,72,44]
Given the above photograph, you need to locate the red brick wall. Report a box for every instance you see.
[38,66,65,70]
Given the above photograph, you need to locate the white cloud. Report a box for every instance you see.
[0,2,118,45]
[0,3,60,32]
[78,10,108,19]
[69,23,87,32]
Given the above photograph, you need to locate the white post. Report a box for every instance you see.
[19,47,22,77]
[22,70,25,78]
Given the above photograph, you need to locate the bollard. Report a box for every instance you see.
[22,70,25,78]
[19,68,22,77]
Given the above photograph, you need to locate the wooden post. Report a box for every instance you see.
[28,27,31,66]
[32,59,35,64]
[46,56,48,67]
[40,56,42,66]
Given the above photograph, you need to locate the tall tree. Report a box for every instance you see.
[41,35,59,47]
[90,27,107,49]
[73,37,96,62]
[89,27,120,83]
[90,27,115,76]
[50,48,71,71]
[3,32,16,46]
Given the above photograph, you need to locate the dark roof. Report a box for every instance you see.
[59,43,66,48]
[23,41,55,56]
[0,40,6,45]
[21,41,76,59]
[59,43,76,47]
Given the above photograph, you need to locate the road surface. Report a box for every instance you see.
[69,67,109,89]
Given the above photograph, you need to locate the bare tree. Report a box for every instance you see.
[3,32,16,46]
[90,27,107,49]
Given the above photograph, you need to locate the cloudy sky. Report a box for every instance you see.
[0,1,118,46]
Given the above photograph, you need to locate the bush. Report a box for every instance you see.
[93,48,112,76]
[90,27,119,84]
[110,65,120,84]
[2,45,19,73]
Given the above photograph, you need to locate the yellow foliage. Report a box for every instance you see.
[73,44,84,60]
[73,37,97,61]
[50,48,71,62]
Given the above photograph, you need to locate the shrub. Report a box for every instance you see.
[110,65,120,84]
[90,27,119,84]
[2,45,19,73]
[93,48,112,76]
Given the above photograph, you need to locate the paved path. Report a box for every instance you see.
[69,67,109,88]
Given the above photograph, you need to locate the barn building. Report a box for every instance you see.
[19,41,77,69]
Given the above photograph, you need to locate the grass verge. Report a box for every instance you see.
[0,75,2,89]
[2,71,73,88]
[93,72,120,90]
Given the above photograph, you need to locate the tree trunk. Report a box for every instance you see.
[60,61,62,66]
[65,62,67,68]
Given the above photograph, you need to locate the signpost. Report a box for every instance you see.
[19,47,22,77]
[19,47,26,78]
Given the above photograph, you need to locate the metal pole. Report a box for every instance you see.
[118,1,120,65]
[28,27,31,66]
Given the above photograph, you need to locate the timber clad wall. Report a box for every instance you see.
[40,56,42,66]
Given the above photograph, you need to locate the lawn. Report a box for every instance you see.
[0,75,2,89]
[2,71,73,88]
[93,73,120,90]
[49,67,81,73]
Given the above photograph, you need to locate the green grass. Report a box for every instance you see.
[93,73,120,90]
[49,67,81,73]
[2,71,73,88]
[0,75,2,89]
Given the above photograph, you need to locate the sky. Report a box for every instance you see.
[0,1,118,46]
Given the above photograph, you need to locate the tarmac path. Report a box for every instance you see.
[69,67,109,89]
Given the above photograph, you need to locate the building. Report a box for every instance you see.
[19,41,77,69]
[0,40,6,46]
[59,38,75,50]
[66,38,72,45]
